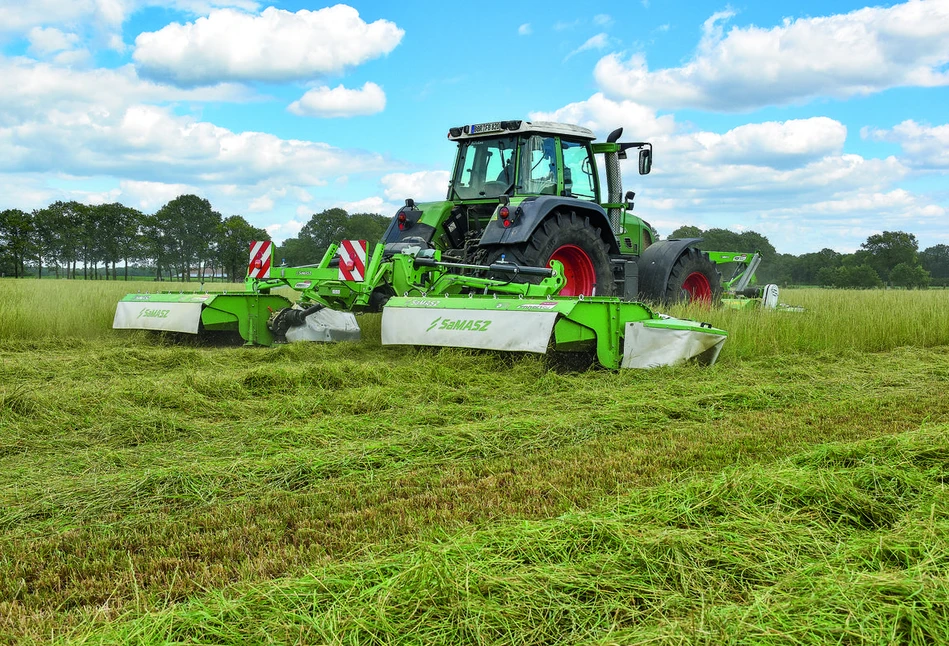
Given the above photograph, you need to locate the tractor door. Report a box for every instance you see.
[560,139,599,201]
[517,135,560,195]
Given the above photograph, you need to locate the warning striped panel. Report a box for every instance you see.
[337,240,368,282]
[248,241,273,278]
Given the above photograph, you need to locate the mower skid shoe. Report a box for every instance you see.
[621,319,726,368]
[284,308,361,343]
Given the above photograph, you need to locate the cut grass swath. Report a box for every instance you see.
[71,427,949,645]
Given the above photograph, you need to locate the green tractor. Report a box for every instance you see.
[115,120,732,369]
[382,120,720,304]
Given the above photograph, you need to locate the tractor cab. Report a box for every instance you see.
[446,121,600,202]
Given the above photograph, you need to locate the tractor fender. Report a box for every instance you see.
[637,238,703,301]
[382,201,453,245]
[478,196,619,253]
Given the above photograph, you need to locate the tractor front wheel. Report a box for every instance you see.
[485,211,614,297]
[665,248,722,305]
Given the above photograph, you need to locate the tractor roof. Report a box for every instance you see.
[447,120,596,142]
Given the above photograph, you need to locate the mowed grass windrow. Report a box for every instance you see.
[1,278,948,644]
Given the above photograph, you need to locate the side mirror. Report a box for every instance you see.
[638,149,652,175]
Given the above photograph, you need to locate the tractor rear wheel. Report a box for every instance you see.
[664,248,722,305]
[485,211,614,297]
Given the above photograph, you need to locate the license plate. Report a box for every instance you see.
[471,122,502,134]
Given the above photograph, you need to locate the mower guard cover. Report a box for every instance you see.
[381,295,727,369]
[114,296,209,334]
[382,305,558,354]
[285,308,361,343]
[622,319,726,368]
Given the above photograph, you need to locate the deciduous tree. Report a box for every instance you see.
[218,215,270,280]
[0,209,33,278]
[920,244,949,280]
[890,262,931,289]
[279,209,389,266]
[860,231,919,282]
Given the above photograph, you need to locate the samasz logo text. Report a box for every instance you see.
[427,317,492,332]
[136,308,171,319]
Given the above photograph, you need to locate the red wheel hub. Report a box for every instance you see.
[549,245,596,296]
[682,272,712,303]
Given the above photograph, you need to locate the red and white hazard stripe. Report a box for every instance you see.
[248,241,273,278]
[337,240,368,282]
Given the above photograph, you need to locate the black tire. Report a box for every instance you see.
[664,247,722,305]
[484,211,615,297]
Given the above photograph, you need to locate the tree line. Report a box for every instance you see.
[0,196,269,281]
[1,197,946,287]
[0,199,390,281]
[671,226,946,289]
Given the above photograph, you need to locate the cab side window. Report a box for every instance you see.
[518,135,558,195]
[561,140,596,200]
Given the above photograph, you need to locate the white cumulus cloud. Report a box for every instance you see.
[0,99,393,186]
[530,92,676,138]
[595,0,949,111]
[288,82,386,118]
[0,0,128,33]
[864,120,949,170]
[711,118,848,169]
[119,179,199,211]
[0,1,261,38]
[339,196,399,215]
[565,33,610,61]
[27,27,81,56]
[381,170,451,202]
[266,218,305,244]
[0,57,250,126]
[133,5,404,86]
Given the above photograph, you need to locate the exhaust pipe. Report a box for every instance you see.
[605,127,624,233]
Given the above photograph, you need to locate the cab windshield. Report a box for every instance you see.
[449,135,517,200]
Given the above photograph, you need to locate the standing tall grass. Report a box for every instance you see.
[0,279,245,341]
[669,288,949,359]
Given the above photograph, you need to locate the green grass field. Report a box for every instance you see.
[1,279,948,644]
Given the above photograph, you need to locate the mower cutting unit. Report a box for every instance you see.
[115,119,735,368]
[706,251,803,312]
[115,241,726,368]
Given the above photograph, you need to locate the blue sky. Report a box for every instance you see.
[1,0,947,254]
